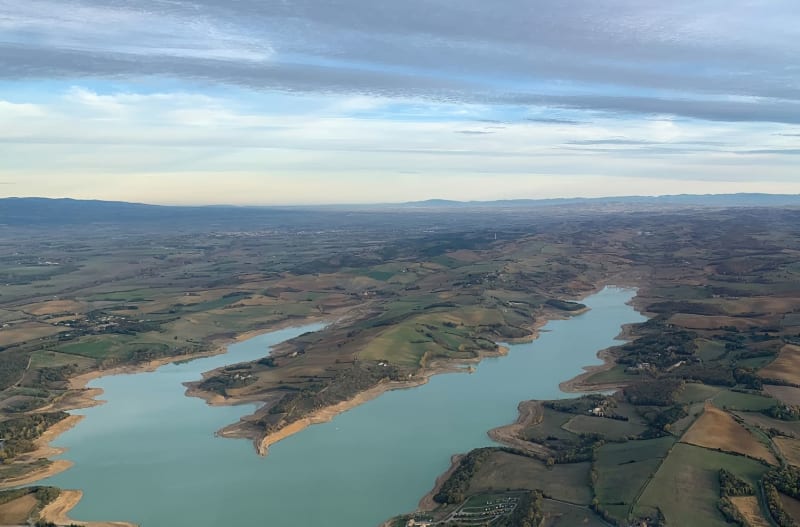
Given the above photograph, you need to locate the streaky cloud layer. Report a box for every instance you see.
[0,0,798,203]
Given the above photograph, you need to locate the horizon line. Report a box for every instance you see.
[3,192,800,209]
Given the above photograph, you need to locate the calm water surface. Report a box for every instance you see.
[43,286,645,526]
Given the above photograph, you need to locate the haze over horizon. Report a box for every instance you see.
[2,1,799,205]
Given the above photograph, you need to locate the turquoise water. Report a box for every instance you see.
[42,286,645,526]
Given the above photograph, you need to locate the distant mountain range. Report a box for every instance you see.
[400,193,800,208]
[1,194,799,226]
[0,197,302,227]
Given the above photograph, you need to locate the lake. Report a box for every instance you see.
[42,286,646,526]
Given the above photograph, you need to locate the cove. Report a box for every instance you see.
[41,286,646,526]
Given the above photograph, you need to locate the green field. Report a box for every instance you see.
[735,411,800,437]
[675,382,723,404]
[541,499,607,527]
[521,408,575,442]
[55,335,171,363]
[29,350,95,370]
[695,339,727,361]
[649,285,713,300]
[359,324,432,366]
[85,288,159,302]
[782,313,800,328]
[669,401,705,436]
[468,451,593,505]
[584,364,640,385]
[562,414,647,440]
[712,389,777,411]
[56,338,114,359]
[635,443,769,527]
[593,437,675,522]
[737,355,778,369]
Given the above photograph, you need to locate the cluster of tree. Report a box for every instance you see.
[553,433,603,464]
[616,327,697,369]
[35,364,76,390]
[590,499,665,527]
[125,343,178,364]
[0,488,33,506]
[735,348,778,360]
[0,349,30,390]
[764,405,800,421]
[199,369,256,396]
[637,405,688,437]
[0,412,68,462]
[544,394,607,414]
[732,368,763,390]
[0,486,60,509]
[262,362,404,427]
[763,468,800,526]
[718,496,753,526]
[531,432,604,465]
[759,376,800,389]
[648,301,726,316]
[33,486,60,506]
[589,499,621,526]
[258,356,277,368]
[545,298,586,312]
[764,480,798,527]
[624,380,683,406]
[669,363,737,387]
[498,491,543,527]
[433,448,494,504]
[719,469,754,497]
[93,342,204,369]
[485,323,531,340]
[2,397,47,414]
[766,467,800,499]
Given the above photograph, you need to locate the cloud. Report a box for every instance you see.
[507,94,800,125]
[1,86,798,197]
[739,149,800,155]
[525,118,583,125]
[1,1,799,123]
[567,139,658,146]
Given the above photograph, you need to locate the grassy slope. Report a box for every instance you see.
[635,443,768,527]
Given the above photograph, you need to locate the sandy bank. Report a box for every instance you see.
[5,316,335,513]
[558,347,629,394]
[417,454,465,512]
[214,343,510,453]
[40,490,137,527]
[488,401,551,458]
[0,351,232,491]
[255,371,445,455]
[0,415,86,489]
[0,460,74,490]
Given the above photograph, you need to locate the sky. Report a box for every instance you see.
[1,0,799,205]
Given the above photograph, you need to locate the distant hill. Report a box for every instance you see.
[0,197,301,227]
[1,194,798,227]
[401,193,800,208]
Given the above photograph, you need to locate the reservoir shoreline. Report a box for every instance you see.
[410,288,648,516]
[22,284,643,527]
[190,280,619,456]
[0,315,336,492]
